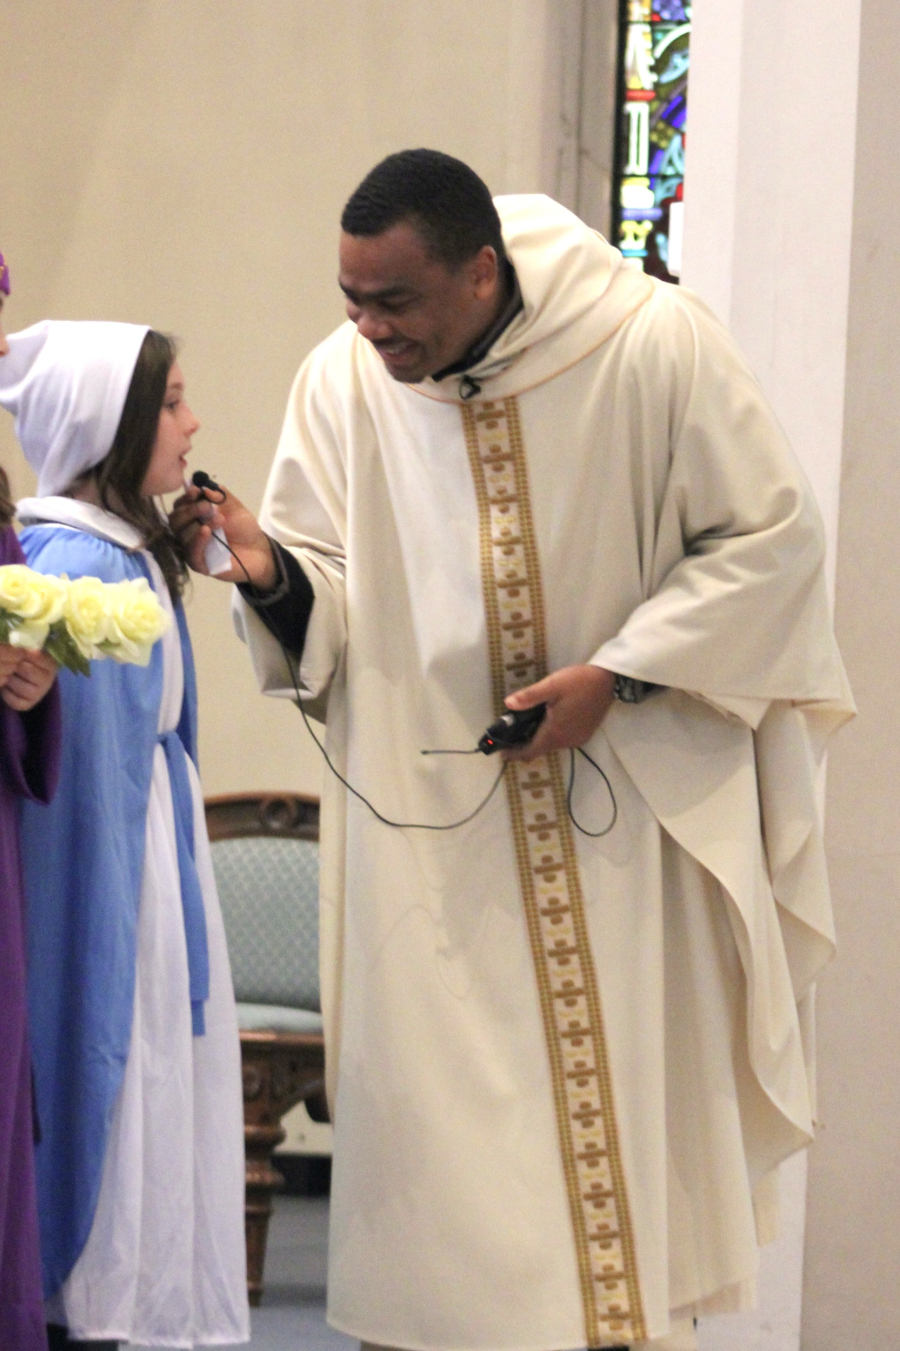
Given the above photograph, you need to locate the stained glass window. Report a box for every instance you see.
[613,0,691,282]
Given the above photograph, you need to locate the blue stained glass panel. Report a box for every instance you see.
[613,0,691,282]
[654,1,689,20]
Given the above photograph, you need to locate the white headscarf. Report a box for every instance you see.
[0,319,149,496]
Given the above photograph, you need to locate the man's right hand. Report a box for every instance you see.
[169,483,279,590]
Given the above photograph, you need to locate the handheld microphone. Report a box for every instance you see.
[478,703,546,755]
[189,471,231,575]
[191,469,224,499]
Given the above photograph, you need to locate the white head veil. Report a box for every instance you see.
[0,320,150,496]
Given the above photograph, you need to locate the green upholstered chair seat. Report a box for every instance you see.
[236,1002,324,1034]
[210,834,320,1011]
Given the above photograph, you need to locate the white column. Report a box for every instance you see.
[681,0,861,594]
[681,2,863,1349]
[801,1,900,1344]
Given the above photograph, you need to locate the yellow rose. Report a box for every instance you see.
[0,565,40,617]
[64,576,112,656]
[0,565,67,649]
[9,619,51,649]
[0,564,66,622]
[103,579,169,665]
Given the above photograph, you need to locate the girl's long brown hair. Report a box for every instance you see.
[80,330,189,599]
[0,468,14,531]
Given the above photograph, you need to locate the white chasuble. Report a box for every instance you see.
[235,196,853,1350]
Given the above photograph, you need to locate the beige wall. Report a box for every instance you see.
[0,0,576,795]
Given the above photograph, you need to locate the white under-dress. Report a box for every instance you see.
[46,550,249,1348]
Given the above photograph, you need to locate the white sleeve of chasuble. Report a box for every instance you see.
[233,339,350,704]
[593,290,847,723]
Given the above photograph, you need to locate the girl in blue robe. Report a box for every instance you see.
[5,321,248,1350]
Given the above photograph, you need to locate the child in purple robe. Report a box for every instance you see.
[0,252,61,1351]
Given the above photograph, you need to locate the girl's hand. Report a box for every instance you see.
[0,644,22,688]
[1,649,58,711]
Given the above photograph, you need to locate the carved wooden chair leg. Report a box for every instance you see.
[243,1117,289,1306]
[240,1032,326,1306]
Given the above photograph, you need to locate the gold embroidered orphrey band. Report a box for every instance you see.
[462,397,646,1349]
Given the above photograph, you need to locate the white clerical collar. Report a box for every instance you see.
[16,496,145,550]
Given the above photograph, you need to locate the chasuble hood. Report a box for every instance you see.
[413,194,654,400]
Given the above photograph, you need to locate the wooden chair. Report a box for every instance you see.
[205,792,327,1307]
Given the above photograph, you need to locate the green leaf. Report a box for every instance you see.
[45,622,91,677]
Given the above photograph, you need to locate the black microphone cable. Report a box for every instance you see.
[186,475,616,837]
[188,475,507,831]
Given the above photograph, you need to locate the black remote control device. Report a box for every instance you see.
[478,703,547,755]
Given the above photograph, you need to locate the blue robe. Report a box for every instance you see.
[19,526,199,1298]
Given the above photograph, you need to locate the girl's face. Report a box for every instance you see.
[141,362,200,497]
[0,296,9,358]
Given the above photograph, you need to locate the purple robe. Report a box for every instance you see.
[0,525,60,1351]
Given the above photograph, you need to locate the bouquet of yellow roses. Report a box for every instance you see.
[0,564,170,676]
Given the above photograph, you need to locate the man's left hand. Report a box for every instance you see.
[502,664,615,762]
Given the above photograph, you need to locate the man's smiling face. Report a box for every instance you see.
[338,220,501,384]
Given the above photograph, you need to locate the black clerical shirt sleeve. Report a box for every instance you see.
[237,540,315,656]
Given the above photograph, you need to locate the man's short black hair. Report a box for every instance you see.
[341,149,505,270]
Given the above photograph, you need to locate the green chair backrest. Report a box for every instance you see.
[211,834,320,1011]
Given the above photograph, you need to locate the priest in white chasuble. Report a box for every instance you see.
[173,150,853,1351]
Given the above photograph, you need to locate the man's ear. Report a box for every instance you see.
[470,245,500,299]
